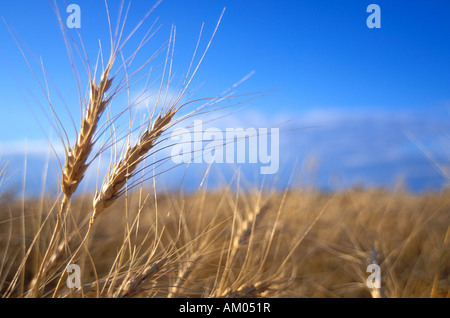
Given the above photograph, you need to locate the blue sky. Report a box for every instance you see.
[0,0,449,194]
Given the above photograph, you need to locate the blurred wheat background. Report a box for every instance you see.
[1,187,449,297]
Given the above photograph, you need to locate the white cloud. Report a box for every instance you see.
[0,139,65,156]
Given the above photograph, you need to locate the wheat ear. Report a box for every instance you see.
[114,258,169,298]
[233,203,270,249]
[168,251,202,298]
[31,58,115,298]
[211,203,270,297]
[91,110,176,219]
[219,281,273,298]
[62,64,115,198]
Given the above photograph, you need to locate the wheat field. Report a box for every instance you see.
[0,186,449,297]
[0,1,449,299]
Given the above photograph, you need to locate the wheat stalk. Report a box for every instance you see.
[430,225,449,298]
[28,231,77,292]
